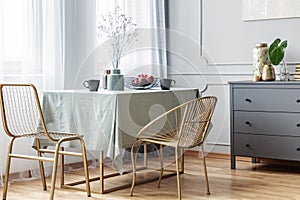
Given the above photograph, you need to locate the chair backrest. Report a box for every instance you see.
[136,96,217,149]
[0,84,51,140]
[178,96,217,148]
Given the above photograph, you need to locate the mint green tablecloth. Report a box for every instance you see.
[41,88,199,173]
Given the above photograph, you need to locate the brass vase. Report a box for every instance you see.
[262,64,275,81]
[253,75,261,82]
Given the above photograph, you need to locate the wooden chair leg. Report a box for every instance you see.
[130,141,141,196]
[129,144,136,196]
[152,143,163,188]
[175,147,182,200]
[79,138,91,197]
[2,138,14,200]
[49,144,60,200]
[201,145,210,195]
[36,138,47,190]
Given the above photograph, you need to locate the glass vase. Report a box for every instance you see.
[107,69,124,91]
[279,60,290,81]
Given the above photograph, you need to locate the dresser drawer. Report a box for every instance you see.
[234,111,300,137]
[233,89,300,112]
[234,133,300,161]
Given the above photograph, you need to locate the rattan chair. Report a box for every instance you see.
[130,96,217,200]
[0,84,91,200]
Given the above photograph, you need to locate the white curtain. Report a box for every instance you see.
[0,0,65,183]
[96,0,167,78]
[0,0,43,85]
[42,0,65,90]
[0,0,43,182]
[0,0,64,88]
[125,0,167,78]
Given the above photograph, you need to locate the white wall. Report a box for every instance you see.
[167,0,300,154]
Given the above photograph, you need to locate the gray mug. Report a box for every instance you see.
[160,79,176,90]
[83,79,100,91]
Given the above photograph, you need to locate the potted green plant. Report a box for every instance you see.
[269,38,288,65]
[268,38,288,81]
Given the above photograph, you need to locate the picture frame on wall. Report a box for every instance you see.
[243,0,300,21]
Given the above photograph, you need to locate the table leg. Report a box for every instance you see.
[64,148,181,194]
[143,144,147,167]
[100,150,104,193]
[60,147,65,188]
[180,149,184,173]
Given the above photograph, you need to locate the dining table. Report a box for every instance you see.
[40,87,199,193]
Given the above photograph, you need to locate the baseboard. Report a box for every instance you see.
[185,150,300,167]
[6,151,300,180]
[185,150,231,159]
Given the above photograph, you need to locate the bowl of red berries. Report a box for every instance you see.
[125,74,159,89]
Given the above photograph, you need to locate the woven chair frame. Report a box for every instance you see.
[0,84,75,141]
[0,84,91,200]
[134,96,217,148]
[130,96,218,200]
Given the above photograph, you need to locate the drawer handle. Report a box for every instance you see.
[245,98,252,103]
[297,148,300,151]
[297,99,300,103]
[245,144,250,148]
[245,121,252,126]
[297,124,300,128]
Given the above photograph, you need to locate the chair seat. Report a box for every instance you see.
[138,137,201,149]
[21,132,81,139]
[138,135,178,147]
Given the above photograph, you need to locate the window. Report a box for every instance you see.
[0,0,42,76]
[95,0,167,77]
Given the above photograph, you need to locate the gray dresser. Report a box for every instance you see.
[229,81,300,169]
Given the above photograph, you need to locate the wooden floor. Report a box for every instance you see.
[2,153,300,200]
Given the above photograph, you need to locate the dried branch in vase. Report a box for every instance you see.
[97,5,139,69]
